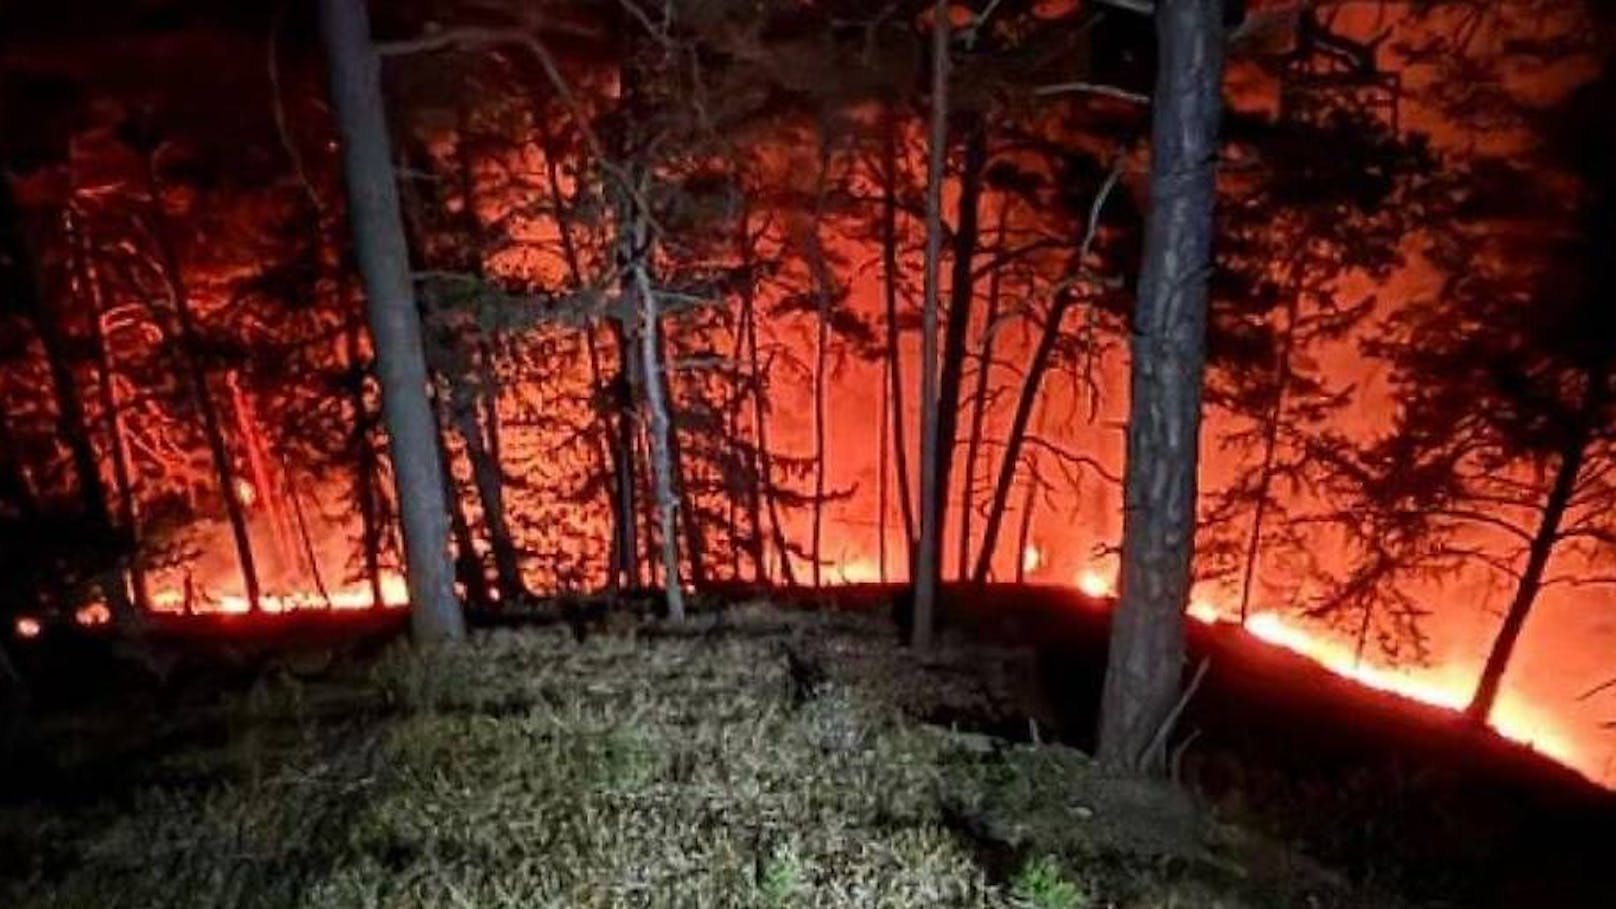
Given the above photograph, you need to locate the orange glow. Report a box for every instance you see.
[1076,569,1114,598]
[75,603,112,627]
[14,617,41,639]
[834,557,880,584]
[149,572,410,616]
[233,478,257,507]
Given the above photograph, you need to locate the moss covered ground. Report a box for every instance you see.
[0,603,1385,908]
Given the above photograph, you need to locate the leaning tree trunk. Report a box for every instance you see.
[971,293,1075,582]
[319,0,463,641]
[154,222,264,616]
[1466,432,1587,724]
[912,0,952,649]
[1097,0,1226,776]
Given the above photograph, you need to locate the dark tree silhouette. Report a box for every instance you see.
[1097,0,1226,775]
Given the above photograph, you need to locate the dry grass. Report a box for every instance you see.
[0,603,1376,908]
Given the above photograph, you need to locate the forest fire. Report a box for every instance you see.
[3,0,1615,902]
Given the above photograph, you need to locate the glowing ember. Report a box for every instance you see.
[1076,569,1114,598]
[14,617,41,639]
[1021,545,1045,574]
[75,603,113,627]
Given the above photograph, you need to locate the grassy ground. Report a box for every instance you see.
[0,602,1381,909]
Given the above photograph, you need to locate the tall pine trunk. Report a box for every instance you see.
[319,0,463,641]
[912,0,951,648]
[1097,0,1225,775]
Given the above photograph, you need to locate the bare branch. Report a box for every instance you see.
[1034,81,1150,105]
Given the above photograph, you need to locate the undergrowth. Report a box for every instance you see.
[0,603,1374,908]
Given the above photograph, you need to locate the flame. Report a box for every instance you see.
[233,478,257,507]
[149,572,410,616]
[75,603,112,627]
[1076,569,1114,598]
[14,617,41,639]
[1181,601,1583,771]
[1021,545,1045,574]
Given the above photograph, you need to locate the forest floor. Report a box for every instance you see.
[0,600,1397,909]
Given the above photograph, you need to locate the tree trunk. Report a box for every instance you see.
[154,220,263,616]
[806,140,836,587]
[929,118,989,585]
[655,327,707,591]
[629,207,686,621]
[740,210,794,585]
[434,394,487,608]
[1236,282,1302,624]
[959,205,1008,579]
[1097,0,1226,776]
[972,294,1074,582]
[913,0,951,648]
[1,180,110,531]
[319,0,463,641]
[448,130,526,606]
[611,321,644,588]
[344,312,387,609]
[1465,436,1587,724]
[880,108,919,572]
[69,206,151,621]
[450,371,523,604]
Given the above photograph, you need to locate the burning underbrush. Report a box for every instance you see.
[0,603,1380,909]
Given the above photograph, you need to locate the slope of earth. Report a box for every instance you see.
[0,602,1384,909]
[790,582,1616,907]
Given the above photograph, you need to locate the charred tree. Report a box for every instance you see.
[1097,0,1225,775]
[319,0,463,641]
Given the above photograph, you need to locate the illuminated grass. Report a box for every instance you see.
[0,604,1378,908]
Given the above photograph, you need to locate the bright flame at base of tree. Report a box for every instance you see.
[1076,570,1114,599]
